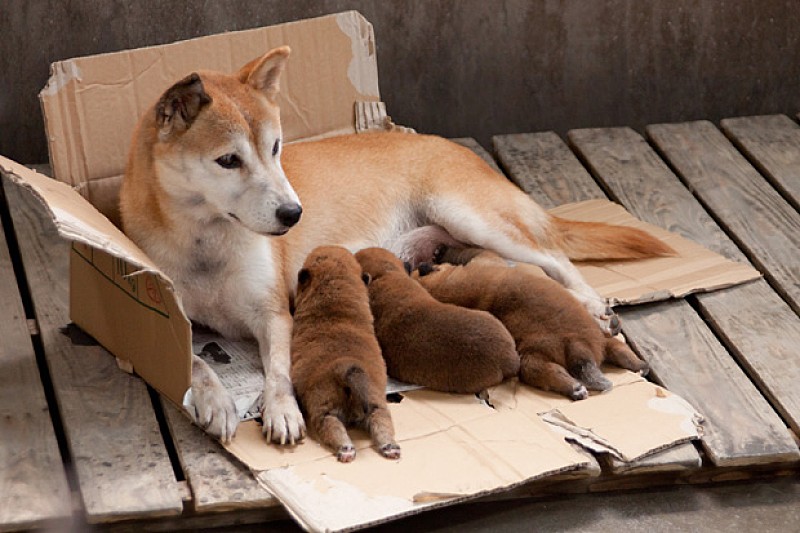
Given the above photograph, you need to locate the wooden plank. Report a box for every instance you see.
[0,188,72,531]
[161,401,277,512]
[568,126,800,465]
[492,132,702,473]
[634,122,800,433]
[646,121,800,315]
[494,132,607,208]
[2,178,183,523]
[721,114,800,211]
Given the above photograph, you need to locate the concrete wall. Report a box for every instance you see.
[2,0,799,163]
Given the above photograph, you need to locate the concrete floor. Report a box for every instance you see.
[230,477,800,532]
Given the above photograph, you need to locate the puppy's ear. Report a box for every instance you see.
[402,261,413,275]
[361,272,372,286]
[156,73,212,137]
[416,262,437,277]
[237,46,290,100]
[297,268,311,287]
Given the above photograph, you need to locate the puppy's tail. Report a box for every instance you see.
[549,216,676,261]
[336,362,373,417]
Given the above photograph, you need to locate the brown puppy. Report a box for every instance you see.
[291,246,399,462]
[354,247,519,394]
[414,248,649,400]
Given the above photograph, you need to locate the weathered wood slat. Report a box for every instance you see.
[0,186,72,532]
[491,132,703,473]
[2,179,183,523]
[628,122,800,433]
[568,126,800,464]
[494,132,608,209]
[721,114,800,211]
[646,121,800,315]
[161,401,276,512]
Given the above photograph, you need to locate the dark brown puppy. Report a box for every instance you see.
[354,247,519,394]
[415,248,649,400]
[291,245,400,462]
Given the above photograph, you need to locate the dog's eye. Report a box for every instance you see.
[272,139,281,157]
[215,153,242,169]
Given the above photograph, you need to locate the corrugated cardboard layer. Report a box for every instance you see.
[221,371,701,532]
[551,199,762,305]
[40,11,380,191]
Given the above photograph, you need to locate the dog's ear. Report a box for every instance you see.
[297,268,311,287]
[238,46,290,100]
[361,272,372,286]
[156,73,212,136]
[402,261,413,275]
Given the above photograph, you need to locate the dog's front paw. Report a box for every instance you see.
[261,390,306,445]
[191,358,239,443]
[337,444,356,463]
[380,443,401,460]
[572,291,620,337]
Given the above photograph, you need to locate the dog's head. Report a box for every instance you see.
[354,247,411,281]
[151,47,302,236]
[295,246,369,303]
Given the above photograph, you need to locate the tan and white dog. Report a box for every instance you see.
[120,46,673,445]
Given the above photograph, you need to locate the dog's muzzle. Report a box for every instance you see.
[276,203,303,228]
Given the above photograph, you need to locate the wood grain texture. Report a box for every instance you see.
[493,131,704,472]
[493,132,607,209]
[646,121,800,315]
[0,185,72,531]
[721,114,800,211]
[619,301,799,466]
[568,126,800,463]
[3,179,183,523]
[161,401,277,512]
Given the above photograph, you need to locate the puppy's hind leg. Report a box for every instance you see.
[367,406,401,459]
[566,340,612,392]
[605,338,650,376]
[313,413,357,462]
[519,353,588,401]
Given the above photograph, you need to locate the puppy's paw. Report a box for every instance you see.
[261,390,306,445]
[570,384,589,401]
[337,445,356,463]
[573,292,618,336]
[191,360,239,443]
[380,443,401,460]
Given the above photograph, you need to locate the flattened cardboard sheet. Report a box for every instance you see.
[551,199,762,305]
[220,370,702,532]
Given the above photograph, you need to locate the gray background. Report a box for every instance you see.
[1,0,798,164]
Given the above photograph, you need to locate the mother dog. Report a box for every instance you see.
[120,47,672,445]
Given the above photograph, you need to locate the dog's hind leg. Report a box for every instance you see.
[426,194,616,334]
[313,413,357,462]
[366,406,401,459]
[604,338,650,376]
[519,352,588,400]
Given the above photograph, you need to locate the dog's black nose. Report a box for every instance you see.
[276,203,302,227]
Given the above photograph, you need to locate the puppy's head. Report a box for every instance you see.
[150,47,302,236]
[295,246,369,302]
[354,248,409,281]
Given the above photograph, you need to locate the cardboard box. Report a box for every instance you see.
[0,10,758,531]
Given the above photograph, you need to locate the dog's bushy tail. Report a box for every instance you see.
[336,361,373,418]
[550,216,675,261]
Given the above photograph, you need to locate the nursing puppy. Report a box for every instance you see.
[120,46,673,444]
[415,248,649,400]
[291,246,399,462]
[355,247,519,394]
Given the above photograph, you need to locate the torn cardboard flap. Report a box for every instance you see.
[552,199,762,305]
